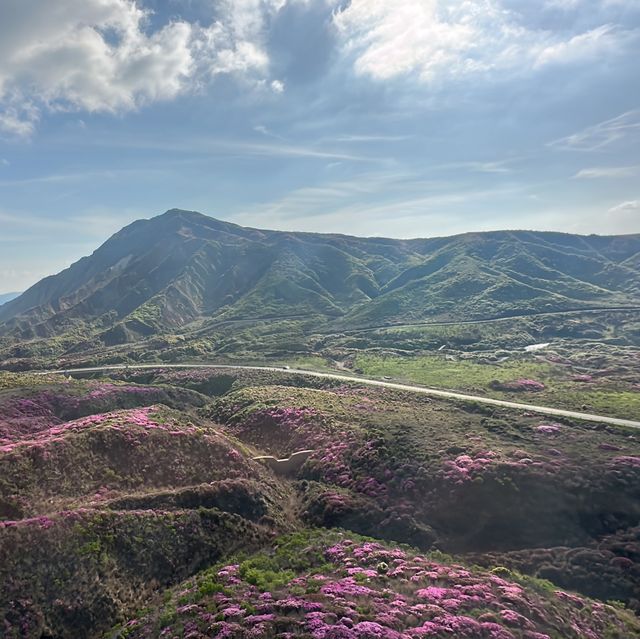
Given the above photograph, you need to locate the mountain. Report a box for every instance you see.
[1,209,639,352]
[0,292,21,307]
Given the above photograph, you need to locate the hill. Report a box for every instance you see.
[1,367,639,637]
[0,209,638,364]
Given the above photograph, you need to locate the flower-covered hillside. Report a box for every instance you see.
[207,383,640,553]
[1,368,639,636]
[202,378,640,610]
[469,524,640,614]
[0,404,290,519]
[116,530,640,639]
[0,376,206,444]
[0,377,303,638]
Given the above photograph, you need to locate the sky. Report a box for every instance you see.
[0,0,639,292]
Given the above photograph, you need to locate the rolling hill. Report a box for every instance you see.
[0,209,639,359]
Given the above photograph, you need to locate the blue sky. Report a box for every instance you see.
[0,0,639,292]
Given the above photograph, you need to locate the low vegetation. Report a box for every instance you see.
[1,368,638,637]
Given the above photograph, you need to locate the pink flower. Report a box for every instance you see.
[415,587,452,601]
[535,424,561,435]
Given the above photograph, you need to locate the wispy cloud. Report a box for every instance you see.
[332,0,636,85]
[324,134,410,143]
[0,168,172,188]
[533,25,624,68]
[573,165,640,178]
[441,160,517,174]
[232,169,527,234]
[253,124,286,140]
[87,134,385,163]
[550,110,640,151]
[0,205,141,238]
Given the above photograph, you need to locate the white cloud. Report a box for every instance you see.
[543,0,637,9]
[608,200,640,214]
[550,110,640,151]
[0,101,40,137]
[326,134,409,143]
[606,200,640,234]
[0,0,288,137]
[332,0,636,83]
[534,25,621,67]
[84,132,378,163]
[574,165,640,178]
[253,124,285,139]
[0,1,194,128]
[544,0,581,8]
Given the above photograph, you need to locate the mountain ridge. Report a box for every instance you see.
[1,209,639,354]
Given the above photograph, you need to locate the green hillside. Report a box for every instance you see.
[0,210,638,369]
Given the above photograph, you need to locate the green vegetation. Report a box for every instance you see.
[352,350,640,420]
[354,352,553,388]
[113,530,640,639]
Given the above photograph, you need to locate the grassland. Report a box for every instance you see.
[353,352,640,421]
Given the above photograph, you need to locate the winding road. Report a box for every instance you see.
[36,363,640,430]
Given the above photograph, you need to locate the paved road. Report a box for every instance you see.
[335,306,640,334]
[37,363,640,430]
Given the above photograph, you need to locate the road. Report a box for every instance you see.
[334,306,640,334]
[37,363,640,430]
[136,306,640,339]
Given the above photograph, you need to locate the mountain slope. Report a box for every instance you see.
[1,210,639,352]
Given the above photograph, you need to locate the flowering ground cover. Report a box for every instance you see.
[207,382,640,553]
[1,369,639,637]
[0,402,289,520]
[114,530,640,639]
[468,524,640,614]
[198,375,640,611]
[0,378,206,445]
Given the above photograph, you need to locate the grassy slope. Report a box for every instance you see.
[353,352,640,420]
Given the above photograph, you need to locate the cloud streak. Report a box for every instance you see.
[550,110,640,151]
[609,200,640,214]
[573,165,640,178]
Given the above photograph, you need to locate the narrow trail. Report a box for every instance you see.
[35,363,640,430]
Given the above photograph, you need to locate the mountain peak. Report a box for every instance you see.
[160,208,209,220]
[152,209,244,234]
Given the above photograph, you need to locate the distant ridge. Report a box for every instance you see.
[0,292,21,307]
[0,209,639,351]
